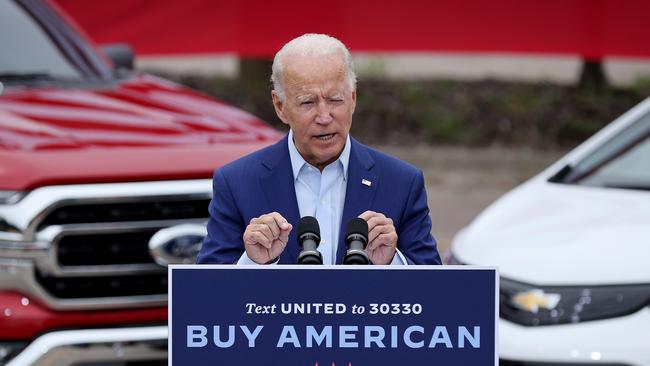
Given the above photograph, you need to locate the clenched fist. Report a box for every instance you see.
[243,212,292,264]
[359,210,398,265]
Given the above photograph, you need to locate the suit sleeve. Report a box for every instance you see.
[196,169,246,264]
[397,169,442,265]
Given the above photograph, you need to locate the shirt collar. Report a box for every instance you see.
[287,129,351,181]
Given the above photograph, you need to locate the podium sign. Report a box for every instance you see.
[169,266,498,366]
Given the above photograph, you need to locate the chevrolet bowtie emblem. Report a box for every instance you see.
[361,179,372,187]
[512,289,561,313]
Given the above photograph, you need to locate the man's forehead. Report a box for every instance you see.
[283,52,347,84]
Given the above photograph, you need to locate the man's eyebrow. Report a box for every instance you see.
[296,95,314,102]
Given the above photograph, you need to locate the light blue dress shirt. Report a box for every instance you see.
[238,130,406,265]
[288,129,350,264]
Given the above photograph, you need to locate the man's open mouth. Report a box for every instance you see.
[315,133,335,141]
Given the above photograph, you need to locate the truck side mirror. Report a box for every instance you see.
[101,43,135,71]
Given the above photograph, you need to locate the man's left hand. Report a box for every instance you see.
[359,210,398,265]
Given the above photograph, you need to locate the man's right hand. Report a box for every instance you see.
[243,212,292,264]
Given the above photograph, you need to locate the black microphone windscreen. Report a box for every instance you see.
[298,216,320,239]
[346,217,368,238]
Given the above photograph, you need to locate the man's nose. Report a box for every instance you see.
[314,101,333,124]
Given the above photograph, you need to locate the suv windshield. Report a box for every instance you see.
[0,0,111,82]
[561,109,650,190]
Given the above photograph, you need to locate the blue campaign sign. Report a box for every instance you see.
[169,266,498,366]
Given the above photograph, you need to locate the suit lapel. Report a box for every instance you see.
[336,139,377,263]
[259,135,301,263]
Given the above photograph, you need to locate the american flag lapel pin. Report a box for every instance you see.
[361,179,372,187]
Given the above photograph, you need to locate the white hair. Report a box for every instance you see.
[271,33,357,101]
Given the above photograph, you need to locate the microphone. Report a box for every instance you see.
[297,216,323,265]
[344,218,370,265]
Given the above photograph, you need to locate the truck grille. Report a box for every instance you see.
[36,272,169,299]
[38,199,209,229]
[30,189,211,302]
[57,229,161,266]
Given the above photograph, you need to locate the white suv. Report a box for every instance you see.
[447,97,650,366]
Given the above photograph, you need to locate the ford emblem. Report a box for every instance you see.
[149,224,207,266]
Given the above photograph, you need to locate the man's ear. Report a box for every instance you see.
[350,89,357,114]
[271,90,290,126]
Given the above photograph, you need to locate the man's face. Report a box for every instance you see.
[272,52,356,170]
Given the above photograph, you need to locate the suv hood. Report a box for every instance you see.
[454,178,650,285]
[0,75,281,190]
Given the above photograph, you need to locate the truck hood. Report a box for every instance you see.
[0,75,281,190]
[454,178,650,285]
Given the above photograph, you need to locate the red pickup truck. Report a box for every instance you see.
[0,1,279,365]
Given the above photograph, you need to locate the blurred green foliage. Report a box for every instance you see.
[165,73,647,149]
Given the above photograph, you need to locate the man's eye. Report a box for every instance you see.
[300,101,314,106]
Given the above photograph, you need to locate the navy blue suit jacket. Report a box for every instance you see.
[197,135,441,265]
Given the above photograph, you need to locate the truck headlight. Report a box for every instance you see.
[1,191,41,259]
[0,191,22,205]
[0,341,29,366]
[500,277,650,326]
[0,191,22,229]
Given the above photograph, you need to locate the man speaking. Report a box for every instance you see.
[197,34,441,265]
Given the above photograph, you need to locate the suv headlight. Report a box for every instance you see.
[500,277,650,326]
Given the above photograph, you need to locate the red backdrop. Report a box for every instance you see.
[54,0,650,59]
